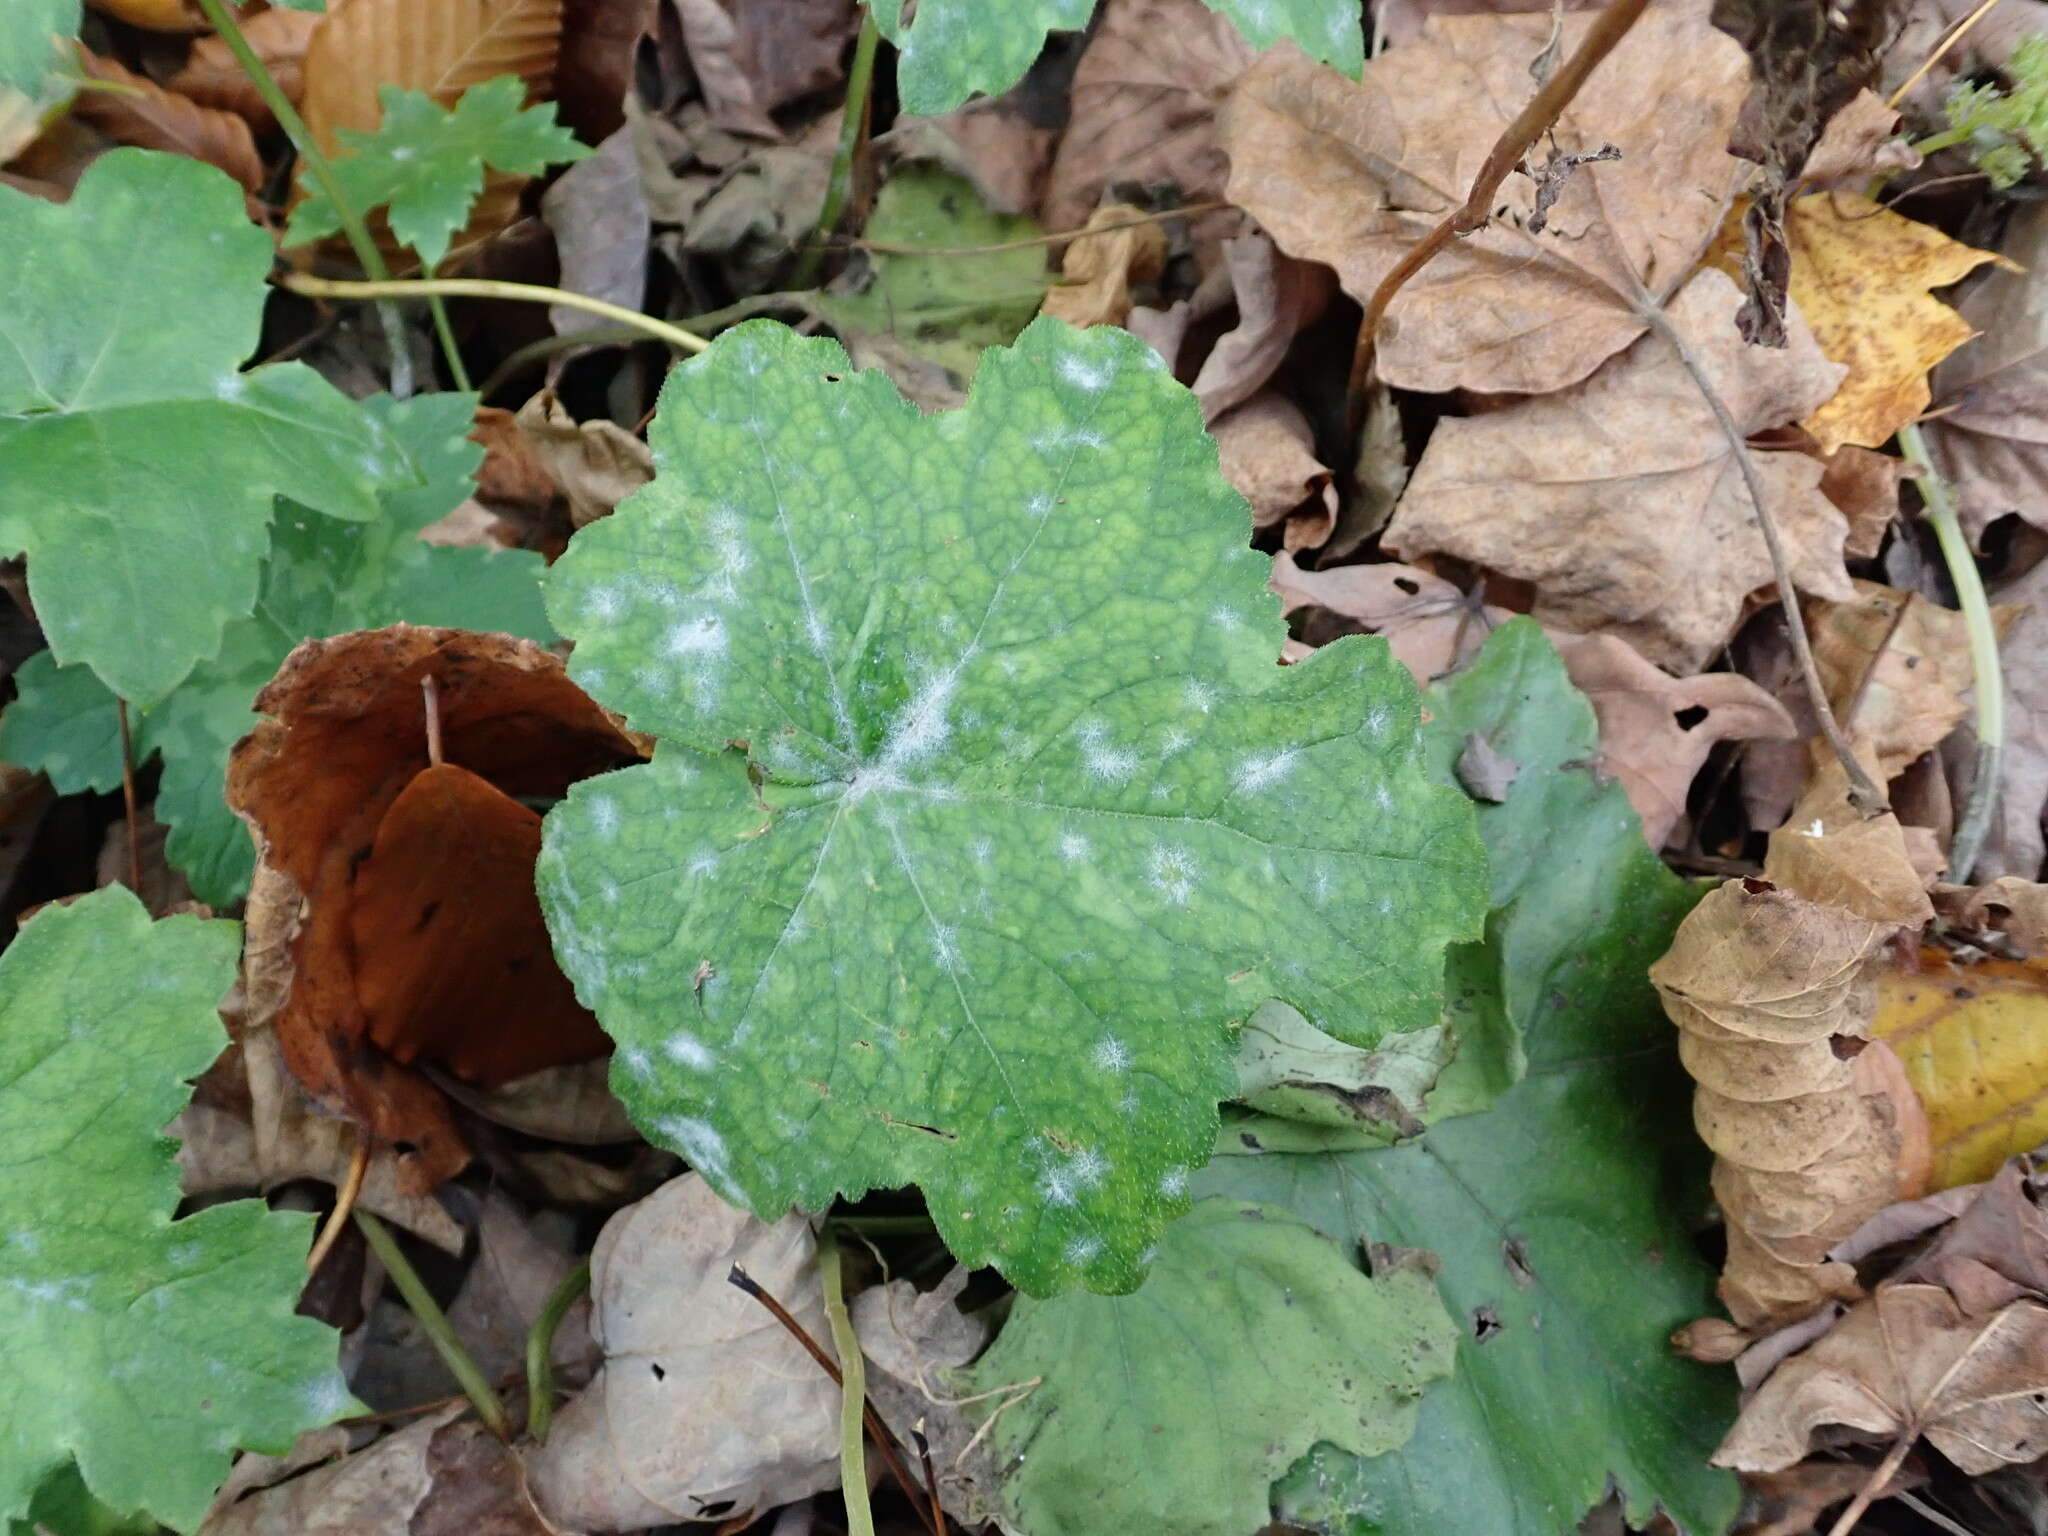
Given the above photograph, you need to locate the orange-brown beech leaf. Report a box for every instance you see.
[1874,951,2048,1192]
[228,625,643,1192]
[1714,1283,2048,1473]
[296,0,566,266]
[1651,875,1907,1329]
[72,48,264,194]
[87,0,206,31]
[350,762,610,1085]
[167,7,323,132]
[1219,7,1748,395]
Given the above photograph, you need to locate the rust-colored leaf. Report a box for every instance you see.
[167,7,323,132]
[72,47,264,194]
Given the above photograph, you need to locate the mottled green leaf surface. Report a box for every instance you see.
[871,0,1364,114]
[0,393,549,905]
[0,150,416,708]
[1197,621,1739,1536]
[959,1198,1456,1536]
[286,77,588,269]
[538,316,1484,1294]
[0,889,356,1532]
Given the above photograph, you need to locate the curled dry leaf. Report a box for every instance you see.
[1960,554,2048,879]
[1933,876,2048,956]
[1212,392,1335,549]
[1268,551,1509,684]
[1807,580,1999,781]
[1874,951,2048,1191]
[72,48,263,194]
[1190,232,1332,421]
[1040,202,1166,329]
[852,1267,1000,1528]
[1222,7,1748,394]
[1385,269,1852,673]
[168,7,323,132]
[514,388,653,527]
[227,626,643,1192]
[522,1174,840,1530]
[1898,1159,2048,1311]
[1715,1284,2048,1474]
[87,0,204,30]
[1799,90,1918,189]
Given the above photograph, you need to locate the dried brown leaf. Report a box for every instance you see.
[1212,392,1334,548]
[1764,757,1935,928]
[1221,8,1749,394]
[1189,232,1332,421]
[168,7,322,131]
[1933,876,2048,956]
[540,125,648,335]
[513,388,653,527]
[673,0,856,134]
[1384,269,1851,672]
[73,47,264,193]
[1268,551,1508,684]
[1040,201,1165,329]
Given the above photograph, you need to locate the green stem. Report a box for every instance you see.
[1899,421,2005,881]
[279,272,710,353]
[819,1238,876,1536]
[795,10,882,288]
[524,1258,590,1445]
[1908,124,1975,158]
[421,262,474,392]
[355,1212,510,1440]
[189,0,418,396]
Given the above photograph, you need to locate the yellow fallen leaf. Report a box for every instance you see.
[1873,951,2048,1191]
[1774,194,2012,453]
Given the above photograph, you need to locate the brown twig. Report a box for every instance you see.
[1824,1428,1916,1536]
[912,1423,947,1536]
[727,1264,940,1536]
[1344,0,1652,440]
[306,1133,371,1274]
[1618,262,1889,813]
[841,201,1233,258]
[114,698,142,894]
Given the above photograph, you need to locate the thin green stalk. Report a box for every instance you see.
[279,272,710,353]
[525,1257,590,1445]
[819,1239,876,1536]
[189,0,423,397]
[1899,421,2005,881]
[355,1211,510,1440]
[421,263,474,392]
[795,9,882,287]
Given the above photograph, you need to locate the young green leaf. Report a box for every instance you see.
[0,887,357,1532]
[0,149,418,709]
[1200,620,1740,1536]
[0,0,77,101]
[0,393,550,905]
[537,317,1485,1296]
[870,0,1365,115]
[286,76,590,270]
[956,1197,1457,1536]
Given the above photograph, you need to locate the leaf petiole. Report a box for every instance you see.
[354,1211,510,1440]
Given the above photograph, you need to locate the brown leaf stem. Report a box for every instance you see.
[305,1131,370,1274]
[1824,1428,1916,1536]
[1343,0,1653,439]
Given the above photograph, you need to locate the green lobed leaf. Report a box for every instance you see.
[1196,620,1740,1536]
[0,393,550,905]
[871,0,1364,115]
[537,316,1485,1295]
[0,0,76,102]
[0,149,419,708]
[286,77,590,270]
[0,887,357,1532]
[959,1197,1457,1536]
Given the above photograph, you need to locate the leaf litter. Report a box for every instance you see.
[13,1,2048,1533]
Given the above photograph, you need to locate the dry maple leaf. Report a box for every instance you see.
[1705,194,2013,454]
[1716,1283,2048,1474]
[1384,269,1851,673]
[1220,7,1748,395]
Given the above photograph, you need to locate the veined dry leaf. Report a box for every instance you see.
[72,47,263,193]
[297,0,566,265]
[1372,0,1599,48]
[513,388,651,527]
[1800,90,1918,189]
[1213,392,1335,549]
[1191,232,1332,421]
[1384,268,1851,673]
[1715,1284,2048,1474]
[1874,951,2048,1191]
[1706,194,2013,454]
[168,7,322,132]
[1040,201,1166,329]
[1551,632,1796,850]
[1222,8,1748,395]
[1898,1159,2048,1314]
[1808,580,1990,780]
[1764,758,1936,929]
[1268,552,1509,684]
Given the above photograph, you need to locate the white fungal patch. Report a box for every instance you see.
[930,925,961,972]
[1040,1167,1078,1207]
[1027,493,1053,519]
[619,1045,653,1079]
[664,1032,716,1070]
[1071,1148,1107,1187]
[300,1374,355,1422]
[1373,779,1395,813]
[1184,680,1217,713]
[688,851,718,879]
[1059,353,1113,391]
[1159,1166,1189,1198]
[587,795,620,839]
[1091,1036,1131,1073]
[1032,426,1107,452]
[598,877,620,906]
[1209,606,1243,631]
[1160,728,1192,758]
[656,1115,734,1190]
[971,838,994,864]
[1147,844,1198,906]
[1059,831,1092,863]
[583,585,623,620]
[1065,1234,1105,1264]
[1076,722,1137,783]
[1235,747,1299,793]
[666,613,728,658]
[1363,704,1391,739]
[213,373,247,402]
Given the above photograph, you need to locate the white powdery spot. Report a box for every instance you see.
[1209,605,1243,632]
[1159,1166,1189,1198]
[664,1032,716,1070]
[598,878,620,906]
[300,1374,354,1423]
[587,795,620,839]
[1065,1234,1105,1264]
[1363,704,1391,739]
[931,925,962,972]
[1059,353,1113,391]
[1032,426,1107,452]
[1147,844,1198,907]
[1071,1148,1108,1187]
[1091,1036,1131,1073]
[666,613,728,658]
[1184,680,1217,714]
[657,1115,735,1190]
[688,850,719,879]
[213,373,247,403]
[1311,865,1333,904]
[1077,722,1137,783]
[971,838,994,864]
[1373,779,1395,813]
[1235,747,1299,794]
[1040,1167,1078,1207]
[1026,493,1053,520]
[584,585,623,621]
[619,1045,653,1079]
[1160,728,1192,758]
[1059,831,1092,864]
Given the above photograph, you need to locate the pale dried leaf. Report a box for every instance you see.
[514,388,653,526]
[1190,232,1332,421]
[1955,554,2048,880]
[1040,201,1165,329]
[1212,392,1334,547]
[1764,758,1936,928]
[853,1268,1001,1528]
[1809,580,1983,780]
[1934,876,2048,955]
[1385,269,1851,672]
[880,102,1057,216]
[672,0,778,136]
[541,125,648,335]
[1268,551,1508,683]
[1222,9,1748,394]
[1800,89,1917,188]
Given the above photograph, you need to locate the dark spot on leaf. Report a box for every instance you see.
[1502,1236,1535,1286]
[1239,1132,1263,1151]
[1472,1305,1504,1342]
[650,1362,667,1382]
[411,900,441,934]
[1394,576,1420,595]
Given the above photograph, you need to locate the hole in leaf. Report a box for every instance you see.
[1472,1305,1504,1343]
[1672,706,1709,731]
[650,1362,667,1382]
[1394,576,1421,595]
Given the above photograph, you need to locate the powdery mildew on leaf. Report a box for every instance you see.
[537,317,1484,1295]
[0,888,355,1532]
[871,0,1363,116]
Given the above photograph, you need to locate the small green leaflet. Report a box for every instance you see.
[0,888,357,1532]
[0,0,76,100]
[538,316,1485,1295]
[870,0,1365,115]
[1200,620,1740,1536]
[0,149,418,709]
[0,393,550,905]
[286,76,589,270]
[956,1198,1457,1536]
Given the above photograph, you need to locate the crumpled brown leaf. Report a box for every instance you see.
[167,8,322,132]
[73,48,263,194]
[674,0,858,135]
[541,126,649,338]
[1385,269,1852,672]
[514,388,654,527]
[1900,1158,2048,1313]
[1222,8,1749,394]
[522,1174,840,1530]
[1187,232,1332,421]
[1715,1283,2048,1473]
[1040,202,1166,328]
[1933,877,2048,956]
[1213,393,1335,548]
[1269,552,1508,684]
